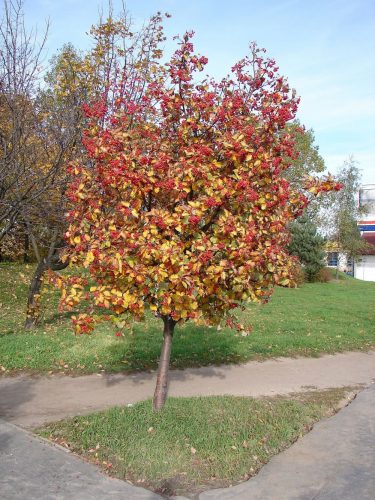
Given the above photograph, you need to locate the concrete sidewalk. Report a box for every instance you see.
[1,383,374,499]
[1,350,375,428]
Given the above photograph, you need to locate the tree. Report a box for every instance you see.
[284,121,327,219]
[284,121,325,186]
[288,215,325,281]
[23,44,87,329]
[0,0,52,240]
[53,32,340,411]
[320,157,368,275]
[0,1,79,328]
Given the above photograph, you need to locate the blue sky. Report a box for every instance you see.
[24,0,375,184]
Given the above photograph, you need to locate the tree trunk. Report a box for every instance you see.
[23,228,30,263]
[153,316,176,411]
[24,230,68,330]
[25,259,47,329]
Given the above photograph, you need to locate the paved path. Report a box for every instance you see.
[1,350,375,428]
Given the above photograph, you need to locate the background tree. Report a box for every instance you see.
[52,32,340,411]
[0,0,51,240]
[287,215,325,281]
[283,120,332,227]
[23,44,87,329]
[0,0,78,328]
[319,157,368,276]
[284,121,325,185]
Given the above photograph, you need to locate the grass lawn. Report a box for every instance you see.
[37,388,354,496]
[0,262,374,375]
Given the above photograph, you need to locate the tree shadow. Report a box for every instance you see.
[41,310,74,326]
[0,423,11,452]
[0,377,37,452]
[0,331,18,337]
[101,323,244,387]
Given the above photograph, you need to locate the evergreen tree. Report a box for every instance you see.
[288,216,325,282]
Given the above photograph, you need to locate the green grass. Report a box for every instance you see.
[0,262,374,375]
[37,388,352,496]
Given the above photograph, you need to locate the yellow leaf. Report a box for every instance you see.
[116,253,123,273]
[86,251,95,264]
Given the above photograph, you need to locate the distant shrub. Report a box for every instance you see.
[281,259,305,288]
[315,267,333,283]
[0,233,23,262]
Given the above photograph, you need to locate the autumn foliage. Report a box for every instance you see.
[54,31,340,409]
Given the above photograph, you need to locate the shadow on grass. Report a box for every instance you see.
[0,331,19,337]
[101,321,246,381]
[41,310,74,326]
